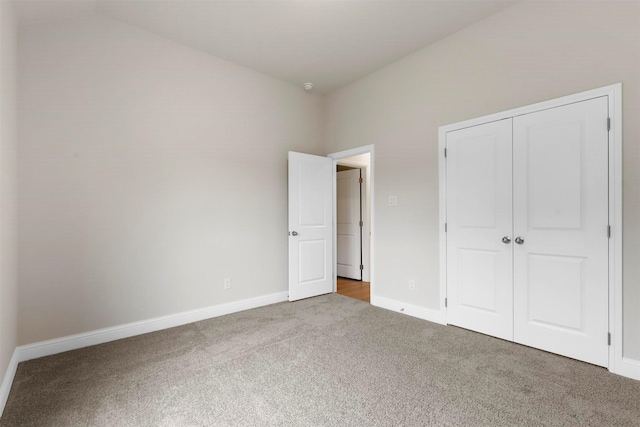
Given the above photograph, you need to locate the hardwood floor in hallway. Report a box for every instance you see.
[337,277,370,303]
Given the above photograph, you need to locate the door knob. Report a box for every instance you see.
[291,231,298,236]
[515,236,525,245]
[502,236,511,244]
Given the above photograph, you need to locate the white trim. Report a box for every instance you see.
[438,83,627,378]
[328,145,375,296]
[618,358,640,381]
[362,165,371,283]
[17,292,287,363]
[0,291,287,417]
[609,84,624,377]
[335,157,371,283]
[438,84,621,133]
[328,145,375,160]
[372,295,446,325]
[335,158,367,169]
[438,125,448,325]
[0,349,19,417]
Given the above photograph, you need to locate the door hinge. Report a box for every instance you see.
[444,148,447,158]
[445,222,448,232]
[608,332,611,346]
[359,220,364,227]
[608,225,611,238]
[359,177,363,184]
[360,265,364,271]
[445,297,448,308]
[607,117,611,131]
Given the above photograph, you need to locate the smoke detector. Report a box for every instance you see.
[303,82,314,91]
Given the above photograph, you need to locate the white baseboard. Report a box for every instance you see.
[2,290,638,418]
[371,294,446,325]
[17,291,288,363]
[371,295,640,382]
[0,349,19,419]
[616,357,640,380]
[1,291,286,418]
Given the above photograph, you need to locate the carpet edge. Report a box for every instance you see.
[15,291,288,364]
[372,294,446,325]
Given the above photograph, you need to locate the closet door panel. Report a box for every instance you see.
[512,97,609,367]
[446,120,513,341]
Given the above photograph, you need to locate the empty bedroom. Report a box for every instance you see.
[0,0,639,425]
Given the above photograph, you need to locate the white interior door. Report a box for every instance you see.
[445,120,514,341]
[337,169,362,280]
[288,152,334,301]
[512,97,609,367]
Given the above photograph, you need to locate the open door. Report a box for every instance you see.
[337,168,363,280]
[288,152,334,301]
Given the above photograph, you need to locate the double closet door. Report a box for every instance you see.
[446,97,609,367]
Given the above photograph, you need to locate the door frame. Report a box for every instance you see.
[438,84,626,377]
[328,145,375,296]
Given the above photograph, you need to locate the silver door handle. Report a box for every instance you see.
[291,231,298,236]
[502,236,511,244]
[515,236,525,245]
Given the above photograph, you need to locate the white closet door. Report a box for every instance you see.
[446,120,514,341]
[512,97,609,367]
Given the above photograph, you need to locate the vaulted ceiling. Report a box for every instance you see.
[14,0,519,93]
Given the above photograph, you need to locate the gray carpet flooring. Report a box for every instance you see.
[1,293,639,426]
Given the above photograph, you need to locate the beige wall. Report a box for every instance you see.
[18,14,324,344]
[0,0,18,381]
[14,1,640,364]
[324,1,640,360]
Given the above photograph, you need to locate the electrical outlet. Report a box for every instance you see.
[223,278,232,289]
[409,280,415,291]
[388,195,398,206]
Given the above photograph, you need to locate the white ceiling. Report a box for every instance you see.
[14,0,519,94]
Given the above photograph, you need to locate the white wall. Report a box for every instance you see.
[324,0,640,360]
[18,14,324,345]
[0,0,18,384]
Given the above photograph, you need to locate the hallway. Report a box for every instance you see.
[336,277,370,303]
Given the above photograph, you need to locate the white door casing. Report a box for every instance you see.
[288,152,334,301]
[337,169,362,280]
[329,146,375,293]
[443,94,612,369]
[445,120,514,341]
[512,97,609,367]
